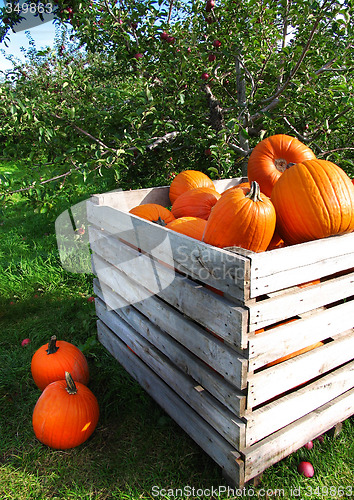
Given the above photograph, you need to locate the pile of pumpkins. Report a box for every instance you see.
[129,134,354,252]
[31,336,99,450]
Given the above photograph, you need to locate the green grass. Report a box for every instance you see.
[0,169,353,499]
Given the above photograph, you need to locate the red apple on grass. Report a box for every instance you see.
[201,72,210,81]
[297,461,314,478]
[213,39,221,48]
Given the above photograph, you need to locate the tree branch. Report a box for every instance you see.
[283,116,309,142]
[317,147,354,157]
[204,84,225,132]
[250,98,280,122]
[145,131,179,150]
[262,0,335,104]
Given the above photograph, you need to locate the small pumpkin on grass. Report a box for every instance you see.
[271,159,354,245]
[166,216,207,241]
[129,203,175,226]
[247,134,316,197]
[169,170,215,204]
[32,371,99,449]
[31,335,89,391]
[171,187,220,220]
[203,181,276,252]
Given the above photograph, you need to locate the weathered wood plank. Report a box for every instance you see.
[92,254,248,389]
[249,231,354,298]
[95,299,246,449]
[246,358,354,445]
[243,387,354,482]
[87,201,252,303]
[247,329,354,408]
[94,279,246,416]
[97,319,245,485]
[90,177,247,210]
[89,226,248,348]
[248,271,354,330]
[248,300,354,370]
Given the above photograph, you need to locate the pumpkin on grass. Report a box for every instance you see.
[129,203,175,226]
[247,134,316,197]
[271,159,354,245]
[32,372,99,449]
[166,216,207,240]
[169,170,215,204]
[171,187,220,220]
[203,181,276,252]
[31,335,89,391]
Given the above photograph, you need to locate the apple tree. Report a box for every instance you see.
[0,0,353,214]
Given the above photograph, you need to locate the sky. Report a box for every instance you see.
[0,0,57,72]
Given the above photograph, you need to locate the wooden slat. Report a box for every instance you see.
[248,300,354,370]
[97,319,245,486]
[95,299,246,449]
[247,329,354,407]
[246,358,354,445]
[94,279,246,416]
[87,201,252,303]
[249,231,354,298]
[244,387,354,482]
[90,185,171,211]
[89,227,249,349]
[92,254,248,389]
[90,177,247,211]
[248,271,354,330]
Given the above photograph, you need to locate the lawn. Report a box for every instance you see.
[0,164,353,500]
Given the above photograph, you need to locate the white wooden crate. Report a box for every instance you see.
[87,178,354,486]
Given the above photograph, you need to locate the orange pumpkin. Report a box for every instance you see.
[32,372,99,449]
[266,231,285,251]
[171,187,221,220]
[129,203,175,226]
[166,216,207,240]
[271,159,354,245]
[31,336,89,391]
[169,170,215,204]
[247,134,316,197]
[203,181,276,252]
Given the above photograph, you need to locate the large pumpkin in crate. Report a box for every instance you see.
[247,134,316,197]
[169,170,215,204]
[171,187,220,220]
[166,217,207,241]
[129,203,175,226]
[271,159,354,245]
[203,181,276,252]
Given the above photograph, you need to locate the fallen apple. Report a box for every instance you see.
[297,461,314,478]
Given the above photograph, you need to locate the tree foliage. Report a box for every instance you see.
[1,0,353,214]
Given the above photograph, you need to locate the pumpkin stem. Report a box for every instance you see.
[151,216,167,226]
[46,335,59,355]
[65,372,78,395]
[275,159,295,172]
[245,181,263,202]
